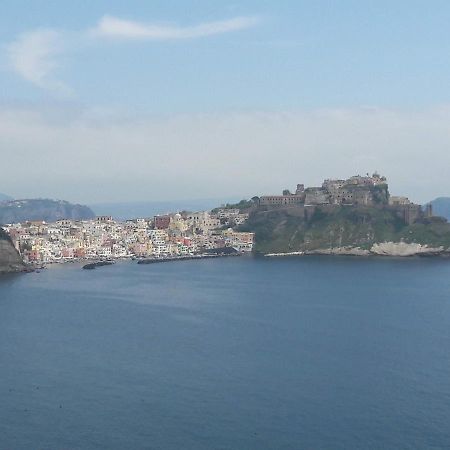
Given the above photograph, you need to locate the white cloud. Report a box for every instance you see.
[90,15,260,40]
[5,29,73,97]
[4,14,259,93]
[0,105,449,203]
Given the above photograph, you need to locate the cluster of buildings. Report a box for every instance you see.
[259,173,388,207]
[258,173,432,225]
[2,209,253,264]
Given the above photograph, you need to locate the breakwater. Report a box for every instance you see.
[137,253,241,265]
[82,261,115,270]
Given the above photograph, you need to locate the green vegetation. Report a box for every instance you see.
[212,198,256,213]
[371,184,390,204]
[239,205,450,254]
[396,217,450,248]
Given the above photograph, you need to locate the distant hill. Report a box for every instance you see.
[0,193,13,202]
[429,198,450,221]
[90,198,240,220]
[0,199,95,224]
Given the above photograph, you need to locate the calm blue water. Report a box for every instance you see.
[1,256,450,449]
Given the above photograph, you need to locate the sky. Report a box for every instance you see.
[1,0,450,204]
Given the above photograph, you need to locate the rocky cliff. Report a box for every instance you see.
[239,205,450,256]
[0,228,25,274]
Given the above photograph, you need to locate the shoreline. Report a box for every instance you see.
[30,251,244,271]
[265,251,305,257]
[137,252,241,265]
[263,250,450,258]
[8,244,450,275]
[262,242,450,258]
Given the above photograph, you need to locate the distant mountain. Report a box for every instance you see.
[0,199,95,224]
[90,198,240,220]
[0,193,13,202]
[429,198,450,221]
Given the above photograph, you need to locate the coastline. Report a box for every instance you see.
[34,251,244,271]
[13,246,450,273]
[137,252,241,265]
[265,251,305,257]
[263,243,450,258]
[7,242,450,275]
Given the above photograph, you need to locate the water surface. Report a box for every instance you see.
[1,256,450,449]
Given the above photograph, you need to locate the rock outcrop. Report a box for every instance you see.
[0,229,25,274]
[270,242,449,258]
[305,247,370,256]
[370,242,446,257]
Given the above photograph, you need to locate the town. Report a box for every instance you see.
[2,209,254,265]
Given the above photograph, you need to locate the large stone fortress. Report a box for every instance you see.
[260,173,388,207]
[259,173,431,225]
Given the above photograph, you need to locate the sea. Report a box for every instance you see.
[1,255,450,450]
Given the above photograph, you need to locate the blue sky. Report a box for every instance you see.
[2,0,450,112]
[1,1,450,202]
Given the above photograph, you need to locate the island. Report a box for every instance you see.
[0,198,95,224]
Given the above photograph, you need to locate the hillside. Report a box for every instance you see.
[239,205,450,255]
[0,199,95,224]
[0,228,25,273]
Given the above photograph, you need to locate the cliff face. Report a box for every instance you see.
[240,205,450,256]
[0,229,25,273]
